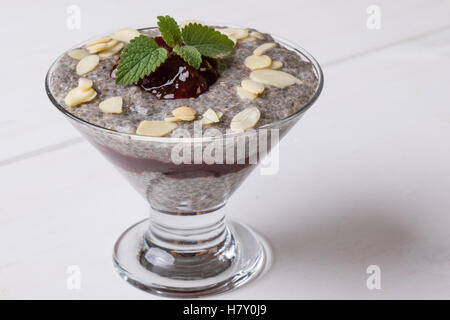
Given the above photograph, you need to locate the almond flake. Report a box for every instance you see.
[64,87,97,107]
[230,106,261,132]
[85,43,107,54]
[249,69,303,88]
[271,60,283,70]
[244,55,272,70]
[172,106,197,121]
[86,39,119,53]
[98,42,125,59]
[165,117,179,122]
[240,36,257,43]
[203,108,220,122]
[99,96,123,114]
[111,28,141,43]
[68,49,90,60]
[76,55,100,75]
[236,86,257,101]
[250,31,265,40]
[86,37,111,47]
[216,28,248,40]
[178,115,196,121]
[241,79,264,95]
[202,111,223,125]
[136,121,177,137]
[78,78,93,91]
[253,42,276,56]
[84,90,98,102]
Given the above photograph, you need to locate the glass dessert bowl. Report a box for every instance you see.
[45,22,323,297]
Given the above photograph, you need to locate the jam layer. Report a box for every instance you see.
[111,37,219,100]
[96,144,251,179]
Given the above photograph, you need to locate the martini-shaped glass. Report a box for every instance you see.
[45,33,323,297]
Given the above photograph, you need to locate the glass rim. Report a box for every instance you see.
[45,25,324,143]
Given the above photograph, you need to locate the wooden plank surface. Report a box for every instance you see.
[1,0,450,299]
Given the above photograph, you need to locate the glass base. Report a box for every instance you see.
[113,219,267,298]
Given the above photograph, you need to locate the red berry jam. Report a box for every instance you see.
[111,36,219,100]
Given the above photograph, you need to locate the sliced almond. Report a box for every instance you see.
[202,118,213,125]
[181,116,196,121]
[172,106,197,121]
[99,96,123,114]
[98,42,125,59]
[240,36,257,43]
[236,86,257,101]
[64,87,97,107]
[271,60,283,70]
[76,55,100,75]
[136,121,177,137]
[164,117,179,122]
[250,31,265,40]
[244,55,272,70]
[111,28,141,43]
[68,49,89,60]
[249,69,303,88]
[230,106,261,132]
[78,78,93,91]
[86,39,119,53]
[216,28,248,40]
[84,90,97,102]
[86,37,111,47]
[203,108,220,122]
[176,115,196,121]
[253,42,276,56]
[202,110,223,125]
[86,43,107,54]
[227,28,249,40]
[241,79,264,95]
[104,39,119,48]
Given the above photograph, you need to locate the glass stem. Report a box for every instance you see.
[141,209,235,279]
[147,209,229,252]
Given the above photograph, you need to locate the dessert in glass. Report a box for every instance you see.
[45,17,323,297]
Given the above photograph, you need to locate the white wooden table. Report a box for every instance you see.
[1,0,450,299]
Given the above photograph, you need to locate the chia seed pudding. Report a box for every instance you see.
[46,24,321,213]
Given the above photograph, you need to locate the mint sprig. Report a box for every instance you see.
[173,45,202,69]
[181,23,234,57]
[116,16,234,86]
[157,15,182,47]
[115,35,168,86]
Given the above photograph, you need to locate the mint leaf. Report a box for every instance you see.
[157,15,182,47]
[116,35,168,86]
[181,23,234,57]
[173,45,202,69]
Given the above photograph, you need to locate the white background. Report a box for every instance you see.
[1,0,450,299]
